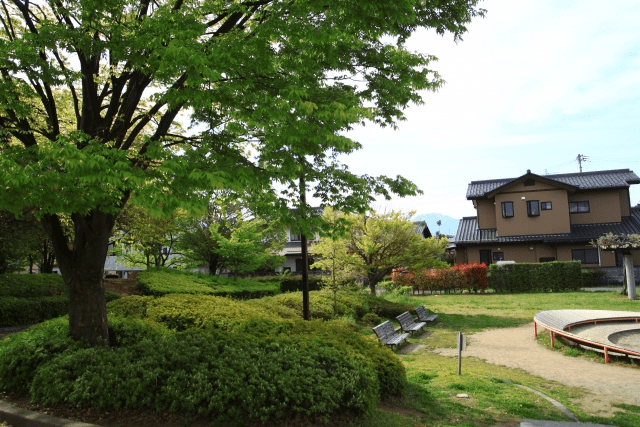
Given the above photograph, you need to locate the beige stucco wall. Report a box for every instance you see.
[476,199,496,229]
[494,189,571,236]
[599,250,616,267]
[568,190,621,224]
[620,189,631,217]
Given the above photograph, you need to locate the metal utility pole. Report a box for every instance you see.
[576,154,589,172]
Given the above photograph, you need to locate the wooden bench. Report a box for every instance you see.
[415,305,438,323]
[372,320,409,349]
[396,311,426,334]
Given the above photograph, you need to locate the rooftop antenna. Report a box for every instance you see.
[576,154,589,173]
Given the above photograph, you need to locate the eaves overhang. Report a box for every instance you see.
[485,171,578,199]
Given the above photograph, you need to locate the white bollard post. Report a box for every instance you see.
[625,254,636,300]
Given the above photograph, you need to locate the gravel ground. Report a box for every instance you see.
[433,323,640,417]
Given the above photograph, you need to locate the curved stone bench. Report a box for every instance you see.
[533,309,640,363]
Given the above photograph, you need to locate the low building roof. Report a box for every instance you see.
[467,169,640,200]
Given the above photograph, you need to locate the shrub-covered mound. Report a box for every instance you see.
[0,274,119,327]
[258,288,413,320]
[137,268,280,299]
[0,273,66,297]
[0,293,406,424]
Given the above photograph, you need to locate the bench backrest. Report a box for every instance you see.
[415,305,428,319]
[373,320,396,340]
[396,311,415,328]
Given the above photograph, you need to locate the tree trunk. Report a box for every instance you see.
[208,254,219,275]
[368,271,388,295]
[40,242,55,273]
[42,210,115,346]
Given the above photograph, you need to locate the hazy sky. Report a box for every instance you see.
[343,0,640,219]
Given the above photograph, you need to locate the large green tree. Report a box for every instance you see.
[112,202,184,269]
[342,210,449,294]
[178,198,285,276]
[0,0,484,344]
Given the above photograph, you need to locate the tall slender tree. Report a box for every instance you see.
[0,0,485,344]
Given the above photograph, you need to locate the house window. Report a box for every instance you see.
[501,201,514,218]
[569,201,590,213]
[572,249,599,264]
[289,232,302,242]
[526,200,540,217]
[493,252,504,261]
[541,202,552,210]
[524,179,535,186]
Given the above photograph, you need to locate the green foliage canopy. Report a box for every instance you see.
[0,0,485,343]
[0,0,484,222]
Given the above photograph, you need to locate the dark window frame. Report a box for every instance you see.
[524,179,535,187]
[501,201,514,218]
[289,232,302,242]
[493,252,504,261]
[572,249,599,264]
[526,200,540,217]
[541,201,552,210]
[569,201,590,213]
[479,249,492,265]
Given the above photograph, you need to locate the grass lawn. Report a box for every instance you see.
[352,290,640,427]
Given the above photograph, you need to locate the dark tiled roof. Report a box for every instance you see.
[632,205,640,225]
[414,221,432,238]
[455,214,640,245]
[467,169,640,199]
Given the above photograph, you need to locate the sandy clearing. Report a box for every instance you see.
[432,323,640,416]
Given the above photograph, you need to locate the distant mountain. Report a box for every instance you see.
[411,213,460,238]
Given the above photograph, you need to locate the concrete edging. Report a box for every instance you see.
[0,401,99,427]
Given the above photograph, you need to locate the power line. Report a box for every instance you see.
[577,154,589,172]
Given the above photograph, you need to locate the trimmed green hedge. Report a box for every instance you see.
[136,269,280,299]
[0,292,120,328]
[0,274,120,327]
[0,274,66,297]
[488,261,582,293]
[581,269,608,287]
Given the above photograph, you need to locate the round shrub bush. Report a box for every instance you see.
[362,312,382,326]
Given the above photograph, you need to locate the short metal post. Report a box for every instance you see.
[550,331,554,348]
[604,347,609,364]
[534,322,537,337]
[457,332,462,375]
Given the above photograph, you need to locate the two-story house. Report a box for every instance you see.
[455,169,640,268]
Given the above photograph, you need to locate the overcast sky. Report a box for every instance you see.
[342,0,640,219]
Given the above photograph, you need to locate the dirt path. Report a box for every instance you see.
[433,323,640,416]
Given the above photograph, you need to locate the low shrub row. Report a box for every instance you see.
[581,268,608,287]
[278,276,324,293]
[136,269,280,299]
[0,273,66,297]
[488,261,582,292]
[392,263,489,293]
[0,291,120,328]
